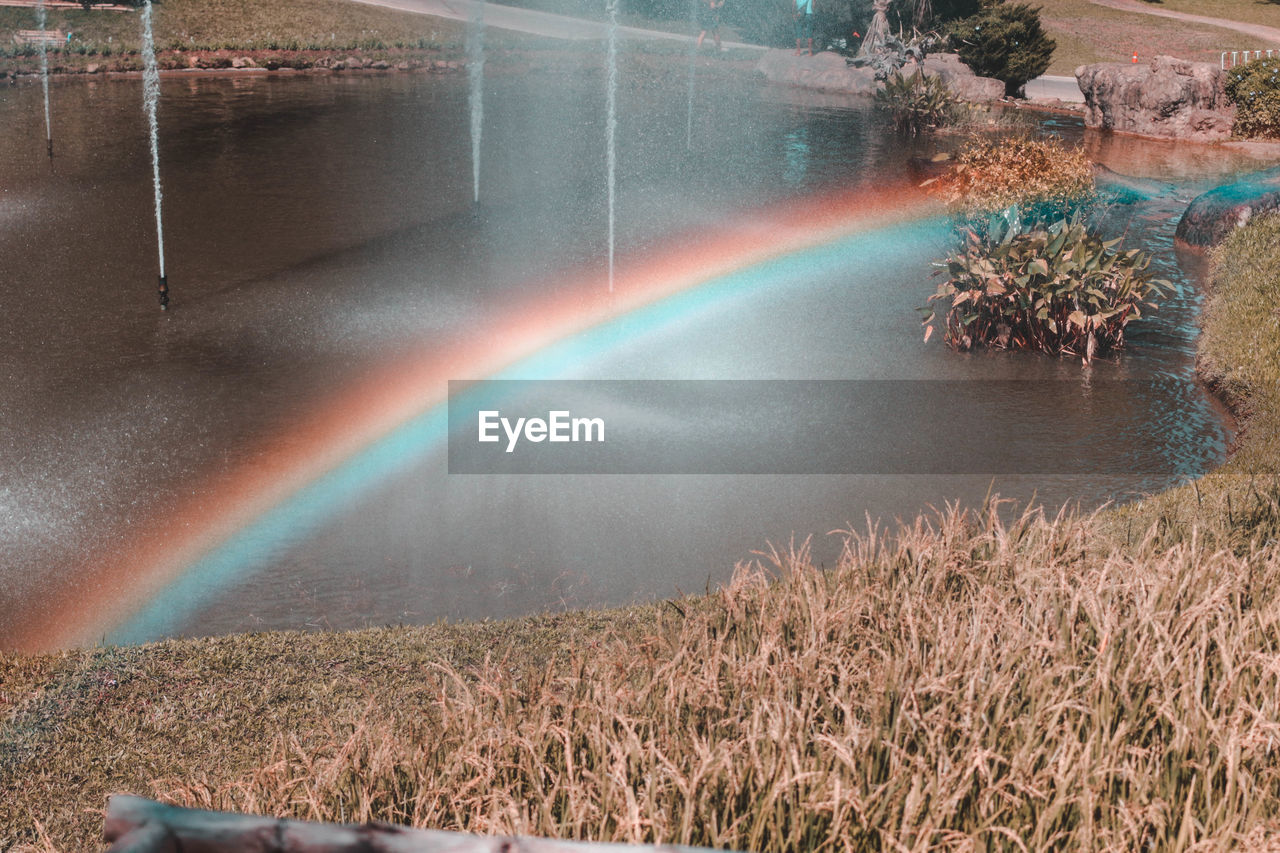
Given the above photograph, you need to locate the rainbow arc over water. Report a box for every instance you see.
[10,184,938,653]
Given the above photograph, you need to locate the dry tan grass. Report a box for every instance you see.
[141,502,1280,851]
[925,135,1096,222]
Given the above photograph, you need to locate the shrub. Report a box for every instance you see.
[925,134,1096,233]
[874,69,961,135]
[1224,56,1280,140]
[849,32,939,79]
[921,215,1170,360]
[948,2,1054,96]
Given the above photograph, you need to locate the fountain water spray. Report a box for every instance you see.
[140,1,168,309]
[36,0,52,158]
[605,0,618,292]
[466,0,485,204]
[685,0,697,149]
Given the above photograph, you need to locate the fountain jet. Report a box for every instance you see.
[606,0,618,292]
[140,1,168,307]
[37,0,52,158]
[466,0,485,204]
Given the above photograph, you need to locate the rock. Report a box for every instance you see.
[371,60,389,70]
[1175,168,1280,249]
[394,61,410,71]
[919,53,1004,102]
[231,56,256,69]
[1076,56,1236,142]
[755,49,1002,101]
[85,63,100,74]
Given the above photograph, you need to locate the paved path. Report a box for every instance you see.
[347,0,764,49]
[1088,0,1280,48]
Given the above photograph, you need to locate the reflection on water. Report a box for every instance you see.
[0,63,1245,649]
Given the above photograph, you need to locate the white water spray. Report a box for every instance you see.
[685,0,697,149]
[466,0,485,203]
[140,1,166,286]
[605,0,618,292]
[37,0,52,156]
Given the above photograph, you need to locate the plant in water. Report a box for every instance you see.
[849,32,940,80]
[925,134,1096,232]
[1225,56,1280,139]
[921,215,1170,361]
[874,69,960,135]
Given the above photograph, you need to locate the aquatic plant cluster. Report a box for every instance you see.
[873,68,960,136]
[926,217,1167,358]
[921,136,1167,361]
[1225,56,1280,140]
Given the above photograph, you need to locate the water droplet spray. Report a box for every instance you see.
[140,1,168,309]
[466,0,485,204]
[37,0,52,158]
[606,0,618,292]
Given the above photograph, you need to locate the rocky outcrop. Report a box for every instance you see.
[921,53,1004,103]
[756,49,1003,102]
[756,50,877,95]
[1175,168,1280,249]
[1075,56,1236,142]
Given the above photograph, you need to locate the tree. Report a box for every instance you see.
[948,2,1054,96]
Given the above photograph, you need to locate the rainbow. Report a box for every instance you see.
[8,183,941,653]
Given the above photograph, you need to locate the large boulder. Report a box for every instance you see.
[755,49,1003,102]
[1076,56,1235,142]
[756,49,878,95]
[920,53,1004,103]
[1175,168,1280,249]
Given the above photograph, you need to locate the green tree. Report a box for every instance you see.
[948,2,1054,96]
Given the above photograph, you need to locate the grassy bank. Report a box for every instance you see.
[0,0,1267,77]
[4,215,1280,847]
[0,0,467,54]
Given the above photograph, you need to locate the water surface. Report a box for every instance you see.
[0,64,1243,647]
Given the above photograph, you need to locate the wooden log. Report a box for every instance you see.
[104,796,732,853]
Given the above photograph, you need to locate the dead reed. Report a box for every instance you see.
[149,502,1280,851]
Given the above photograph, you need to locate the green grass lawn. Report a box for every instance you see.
[1033,0,1265,73]
[0,0,1270,71]
[0,0,468,54]
[1151,0,1280,30]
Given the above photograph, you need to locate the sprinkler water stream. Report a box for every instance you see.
[140,1,168,309]
[606,0,618,292]
[467,0,485,204]
[37,0,52,159]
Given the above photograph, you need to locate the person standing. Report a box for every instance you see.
[697,0,726,51]
[794,0,815,56]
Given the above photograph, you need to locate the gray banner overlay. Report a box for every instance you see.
[447,380,1221,475]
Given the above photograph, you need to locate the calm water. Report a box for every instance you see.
[0,62,1251,648]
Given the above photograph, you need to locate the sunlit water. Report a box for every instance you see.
[0,63,1260,648]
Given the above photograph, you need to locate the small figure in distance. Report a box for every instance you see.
[794,0,815,56]
[696,0,725,52]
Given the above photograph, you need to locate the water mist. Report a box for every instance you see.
[37,0,52,158]
[140,1,168,308]
[466,0,485,204]
[606,0,618,292]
